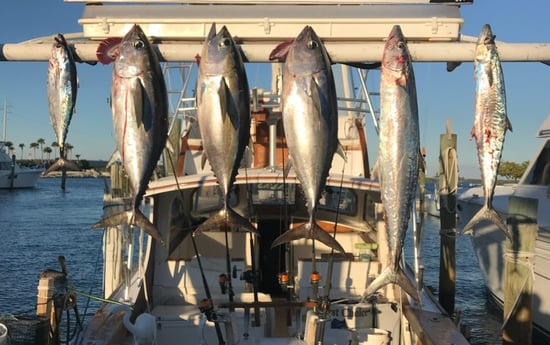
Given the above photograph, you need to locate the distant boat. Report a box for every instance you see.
[0,142,42,189]
[457,114,550,339]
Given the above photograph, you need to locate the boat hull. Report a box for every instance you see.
[458,184,550,338]
[0,169,42,189]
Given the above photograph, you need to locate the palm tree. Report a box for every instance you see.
[37,138,45,161]
[43,147,52,161]
[65,143,74,160]
[51,141,59,158]
[18,143,24,158]
[30,142,39,160]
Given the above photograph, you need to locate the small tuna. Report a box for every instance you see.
[462,24,513,240]
[269,26,345,253]
[364,25,420,303]
[92,24,168,245]
[45,33,80,175]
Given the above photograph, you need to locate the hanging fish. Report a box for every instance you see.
[92,25,168,245]
[364,25,420,303]
[194,23,257,235]
[462,24,513,240]
[269,26,345,253]
[45,33,80,175]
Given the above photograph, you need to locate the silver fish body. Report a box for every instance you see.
[365,25,420,302]
[45,33,79,174]
[270,26,344,253]
[92,24,168,245]
[194,24,256,235]
[462,24,512,239]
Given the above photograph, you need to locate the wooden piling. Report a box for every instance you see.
[502,196,538,345]
[438,124,457,316]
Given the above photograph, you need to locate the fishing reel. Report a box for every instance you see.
[199,298,217,322]
[278,272,291,291]
[218,274,228,294]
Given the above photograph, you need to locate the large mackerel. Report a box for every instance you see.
[364,25,420,303]
[270,26,344,253]
[194,23,257,235]
[462,24,513,240]
[92,24,168,245]
[45,33,80,175]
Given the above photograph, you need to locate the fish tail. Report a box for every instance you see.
[461,205,512,240]
[43,157,80,175]
[271,222,344,253]
[194,207,258,236]
[92,210,165,246]
[365,266,420,304]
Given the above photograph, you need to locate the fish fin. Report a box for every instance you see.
[133,211,166,246]
[92,210,165,246]
[207,22,217,41]
[248,135,255,155]
[507,117,513,132]
[136,82,146,128]
[201,152,208,170]
[336,140,347,162]
[283,156,293,178]
[106,150,122,168]
[364,266,421,304]
[96,37,122,65]
[43,158,80,175]
[307,76,322,113]
[271,222,344,253]
[269,39,294,62]
[194,207,258,236]
[371,159,379,180]
[461,205,512,240]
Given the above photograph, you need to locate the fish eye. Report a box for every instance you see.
[134,40,145,50]
[397,41,405,49]
[219,38,231,48]
[307,40,318,50]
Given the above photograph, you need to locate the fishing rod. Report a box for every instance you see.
[315,163,347,343]
[166,153,226,345]
[242,157,261,327]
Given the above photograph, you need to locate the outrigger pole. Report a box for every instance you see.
[2,41,550,63]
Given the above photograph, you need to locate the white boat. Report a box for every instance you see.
[4,1,550,344]
[457,114,550,338]
[0,142,42,189]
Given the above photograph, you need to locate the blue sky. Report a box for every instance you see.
[0,0,549,179]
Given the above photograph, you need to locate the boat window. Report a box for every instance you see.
[528,145,550,185]
[193,185,238,212]
[251,183,295,205]
[319,186,356,214]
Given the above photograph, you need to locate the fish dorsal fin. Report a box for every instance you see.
[336,140,347,162]
[283,156,293,178]
[96,37,122,65]
[201,151,208,170]
[269,39,294,62]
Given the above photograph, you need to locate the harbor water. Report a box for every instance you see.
[0,177,508,344]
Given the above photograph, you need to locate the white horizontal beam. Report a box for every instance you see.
[1,41,550,63]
